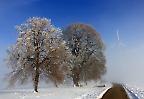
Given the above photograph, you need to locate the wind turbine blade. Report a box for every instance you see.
[117,29,120,41]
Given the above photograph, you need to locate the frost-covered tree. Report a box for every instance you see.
[63,23,106,86]
[6,17,70,92]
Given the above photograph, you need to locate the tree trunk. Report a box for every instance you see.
[54,81,58,88]
[72,66,80,87]
[34,51,40,92]
[83,69,87,85]
[72,75,79,87]
[34,32,40,92]
[34,65,40,92]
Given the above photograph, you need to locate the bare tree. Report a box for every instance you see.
[6,17,70,92]
[63,23,106,86]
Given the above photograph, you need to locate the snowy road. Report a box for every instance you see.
[101,84,129,99]
[76,84,143,99]
[78,84,140,99]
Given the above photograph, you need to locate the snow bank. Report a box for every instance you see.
[0,87,89,99]
[74,83,112,99]
[0,82,112,99]
[124,84,144,99]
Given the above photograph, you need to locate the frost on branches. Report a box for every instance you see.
[63,24,106,87]
[6,17,70,92]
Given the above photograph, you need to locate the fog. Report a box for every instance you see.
[105,43,144,87]
[1,44,144,89]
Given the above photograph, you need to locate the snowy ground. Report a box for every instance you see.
[75,84,111,99]
[0,82,112,99]
[2,82,144,99]
[124,84,144,99]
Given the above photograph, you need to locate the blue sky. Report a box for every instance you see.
[0,0,144,45]
[1,0,144,88]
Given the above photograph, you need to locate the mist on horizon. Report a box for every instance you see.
[105,43,144,87]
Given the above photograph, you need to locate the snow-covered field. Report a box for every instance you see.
[124,84,144,99]
[2,82,144,99]
[0,82,112,99]
[75,84,111,99]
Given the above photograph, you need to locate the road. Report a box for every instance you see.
[101,84,129,99]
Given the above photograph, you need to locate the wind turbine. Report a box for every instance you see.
[117,29,120,41]
[116,29,126,47]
